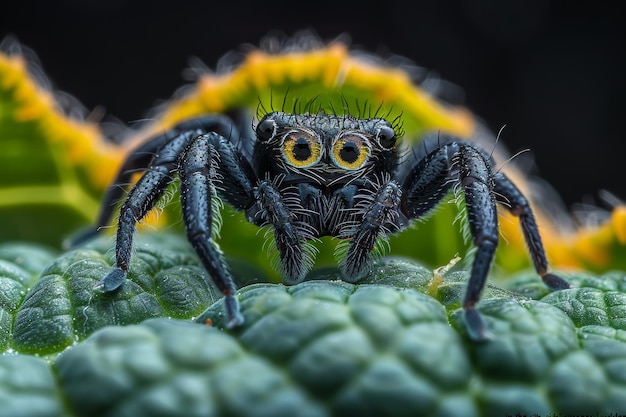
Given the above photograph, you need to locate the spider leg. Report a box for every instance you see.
[178,132,255,328]
[96,129,204,292]
[401,142,501,341]
[493,172,570,290]
[65,115,235,248]
[457,144,500,341]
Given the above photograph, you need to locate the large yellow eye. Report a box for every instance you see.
[281,129,322,168]
[331,133,371,170]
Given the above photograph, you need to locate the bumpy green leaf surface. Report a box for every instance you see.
[3,233,224,355]
[1,236,626,416]
[0,354,69,417]
[55,318,327,417]
[0,242,58,351]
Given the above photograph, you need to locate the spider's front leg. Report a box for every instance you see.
[66,115,236,248]
[98,121,255,328]
[401,139,568,341]
[96,128,208,292]
[177,132,255,327]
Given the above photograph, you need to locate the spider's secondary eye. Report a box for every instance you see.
[256,118,276,140]
[281,130,322,168]
[376,125,396,149]
[331,133,371,170]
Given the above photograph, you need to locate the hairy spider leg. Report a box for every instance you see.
[493,173,570,290]
[400,142,501,340]
[456,144,501,341]
[177,132,255,328]
[66,116,235,248]
[96,129,203,292]
[95,118,255,328]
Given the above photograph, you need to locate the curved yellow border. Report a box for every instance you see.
[0,53,123,189]
[2,40,625,272]
[128,43,475,146]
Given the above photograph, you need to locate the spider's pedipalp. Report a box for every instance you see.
[339,180,403,280]
[252,179,316,283]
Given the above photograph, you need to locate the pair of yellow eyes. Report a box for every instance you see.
[281,130,370,170]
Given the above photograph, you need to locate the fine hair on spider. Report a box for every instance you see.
[255,91,405,137]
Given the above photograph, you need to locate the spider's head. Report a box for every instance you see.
[253,112,399,185]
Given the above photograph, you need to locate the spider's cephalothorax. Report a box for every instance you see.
[246,112,406,282]
[73,110,569,340]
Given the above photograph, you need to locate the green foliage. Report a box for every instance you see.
[0,72,103,247]
[1,233,224,355]
[0,232,625,416]
[2,44,626,417]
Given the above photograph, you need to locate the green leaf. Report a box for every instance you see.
[538,272,626,330]
[3,42,626,416]
[1,235,626,415]
[0,53,118,247]
[54,318,327,417]
[5,233,225,355]
[0,354,69,417]
[0,242,57,351]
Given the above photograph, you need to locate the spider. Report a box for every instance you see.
[72,109,570,341]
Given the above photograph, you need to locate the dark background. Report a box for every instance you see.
[1,0,624,211]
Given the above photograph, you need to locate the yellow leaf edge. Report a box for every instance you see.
[1,37,624,273]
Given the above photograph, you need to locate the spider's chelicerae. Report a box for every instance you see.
[76,110,570,340]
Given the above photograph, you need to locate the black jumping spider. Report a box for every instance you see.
[72,110,569,340]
